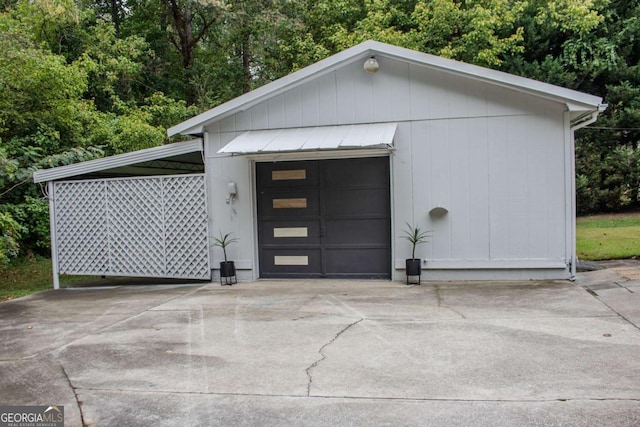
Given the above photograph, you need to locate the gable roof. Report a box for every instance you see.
[168,40,604,137]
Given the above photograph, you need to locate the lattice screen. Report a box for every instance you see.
[53,174,210,280]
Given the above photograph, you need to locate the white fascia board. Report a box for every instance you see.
[33,139,203,183]
[169,40,604,137]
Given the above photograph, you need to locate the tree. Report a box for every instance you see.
[0,1,198,262]
[162,0,222,69]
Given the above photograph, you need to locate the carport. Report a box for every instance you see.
[32,140,211,288]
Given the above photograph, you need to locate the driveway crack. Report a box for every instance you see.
[59,361,87,427]
[305,318,363,397]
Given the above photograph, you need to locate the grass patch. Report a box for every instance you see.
[577,212,640,261]
[0,257,95,302]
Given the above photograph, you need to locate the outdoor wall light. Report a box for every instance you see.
[226,181,237,204]
[363,56,380,73]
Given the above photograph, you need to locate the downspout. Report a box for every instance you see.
[568,104,608,278]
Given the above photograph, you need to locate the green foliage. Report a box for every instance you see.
[0,211,21,267]
[140,92,201,130]
[11,0,92,57]
[569,1,640,213]
[2,198,50,254]
[401,223,431,259]
[0,12,90,149]
[78,19,151,111]
[0,146,104,258]
[212,231,239,262]
[104,108,165,154]
[411,0,527,66]
[1,146,105,203]
[328,0,417,50]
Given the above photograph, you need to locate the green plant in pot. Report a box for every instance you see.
[213,231,238,285]
[401,223,431,285]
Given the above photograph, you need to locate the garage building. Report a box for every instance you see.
[34,40,606,286]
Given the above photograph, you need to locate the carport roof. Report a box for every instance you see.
[33,139,203,183]
[168,40,605,137]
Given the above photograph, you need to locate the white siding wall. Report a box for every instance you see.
[206,131,254,281]
[204,56,570,280]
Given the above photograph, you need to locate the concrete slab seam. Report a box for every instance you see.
[59,361,86,427]
[305,317,364,397]
[592,296,640,331]
[71,387,640,403]
[434,283,467,319]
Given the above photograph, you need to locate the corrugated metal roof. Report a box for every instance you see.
[217,123,397,155]
[33,139,203,183]
[168,40,604,137]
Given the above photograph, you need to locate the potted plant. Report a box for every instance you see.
[213,231,238,285]
[401,223,430,285]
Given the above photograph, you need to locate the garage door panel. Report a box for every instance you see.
[324,219,390,245]
[324,188,390,217]
[260,220,321,245]
[260,249,322,276]
[323,157,389,187]
[257,160,319,188]
[259,190,320,217]
[325,248,390,276]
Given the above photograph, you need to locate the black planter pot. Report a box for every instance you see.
[405,258,422,285]
[220,261,237,285]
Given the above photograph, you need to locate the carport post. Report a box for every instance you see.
[48,181,60,290]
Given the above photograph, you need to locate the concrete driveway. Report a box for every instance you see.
[1,271,639,426]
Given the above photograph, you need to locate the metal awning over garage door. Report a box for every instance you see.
[218,122,397,155]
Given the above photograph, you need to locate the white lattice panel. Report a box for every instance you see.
[55,180,109,275]
[53,174,210,280]
[108,178,165,276]
[163,176,210,278]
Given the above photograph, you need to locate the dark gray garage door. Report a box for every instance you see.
[257,157,390,278]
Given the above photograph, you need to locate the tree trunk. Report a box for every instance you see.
[110,0,121,37]
[241,31,251,93]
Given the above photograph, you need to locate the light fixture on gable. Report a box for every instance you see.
[363,56,380,73]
